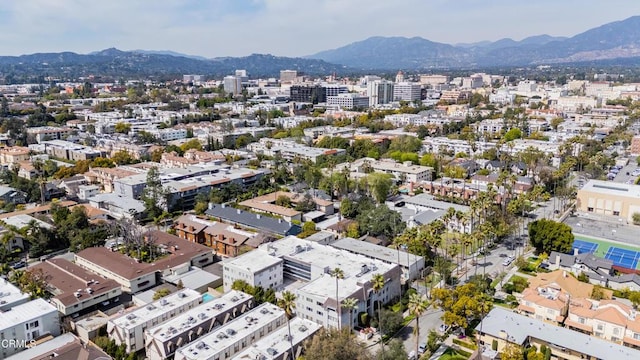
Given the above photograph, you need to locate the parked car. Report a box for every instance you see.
[408,350,417,360]
[502,257,514,267]
[418,342,427,354]
[10,260,26,269]
[438,324,450,333]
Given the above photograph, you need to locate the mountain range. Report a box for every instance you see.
[2,16,640,80]
[309,16,640,69]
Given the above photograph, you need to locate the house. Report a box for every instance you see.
[8,333,111,360]
[0,298,61,359]
[0,185,26,204]
[174,214,255,257]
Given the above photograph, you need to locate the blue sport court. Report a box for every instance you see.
[605,247,640,269]
[572,239,598,254]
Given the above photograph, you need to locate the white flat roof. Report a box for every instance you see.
[579,179,640,198]
[0,298,57,331]
[331,237,423,268]
[232,317,321,360]
[175,303,286,360]
[224,249,283,274]
[110,289,201,331]
[147,290,252,343]
[0,278,30,308]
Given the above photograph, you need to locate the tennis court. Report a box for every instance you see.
[572,239,598,254]
[605,247,640,269]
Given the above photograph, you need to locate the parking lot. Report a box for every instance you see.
[611,163,640,184]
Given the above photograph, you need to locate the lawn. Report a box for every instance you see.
[439,347,471,360]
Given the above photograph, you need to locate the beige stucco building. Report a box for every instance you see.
[576,180,640,221]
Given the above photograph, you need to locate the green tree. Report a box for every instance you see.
[153,288,172,300]
[501,343,524,360]
[408,293,429,357]
[331,268,345,328]
[180,139,202,152]
[528,219,574,254]
[503,128,522,142]
[304,328,373,360]
[372,273,386,355]
[376,339,407,360]
[275,195,292,208]
[277,291,297,360]
[114,122,131,134]
[111,150,136,165]
[342,297,358,330]
[367,173,393,204]
[141,167,167,220]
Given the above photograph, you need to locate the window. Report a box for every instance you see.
[613,211,620,216]
[633,333,640,340]
[614,328,620,335]
[578,317,585,324]
[597,324,604,331]
[587,207,594,212]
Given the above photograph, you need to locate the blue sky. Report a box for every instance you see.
[0,1,638,58]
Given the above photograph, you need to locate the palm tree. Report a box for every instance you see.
[331,267,345,329]
[408,293,429,357]
[277,291,297,360]
[372,273,386,355]
[341,297,358,331]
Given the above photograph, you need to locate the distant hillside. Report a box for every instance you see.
[309,16,640,69]
[0,49,348,80]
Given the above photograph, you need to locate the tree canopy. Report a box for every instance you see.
[304,328,373,360]
[528,219,574,254]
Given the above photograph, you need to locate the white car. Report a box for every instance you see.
[502,257,514,266]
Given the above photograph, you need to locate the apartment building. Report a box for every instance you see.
[42,140,105,161]
[393,82,422,102]
[149,128,188,142]
[247,138,346,164]
[231,317,321,360]
[30,258,122,316]
[26,126,73,143]
[0,299,61,359]
[335,158,433,184]
[0,146,30,167]
[84,166,140,192]
[205,204,302,237]
[145,291,254,360]
[367,80,394,106]
[223,250,284,292]
[225,236,401,329]
[107,289,202,353]
[174,215,255,257]
[174,303,287,360]
[330,237,424,282]
[477,307,640,360]
[75,231,214,293]
[0,278,30,311]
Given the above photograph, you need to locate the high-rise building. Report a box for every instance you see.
[393,82,422,102]
[223,76,242,95]
[290,85,325,104]
[367,80,394,106]
[280,70,298,83]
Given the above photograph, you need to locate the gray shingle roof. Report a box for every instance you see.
[205,204,301,236]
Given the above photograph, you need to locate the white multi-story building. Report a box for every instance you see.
[231,317,321,360]
[0,299,60,359]
[334,158,434,184]
[393,82,422,102]
[145,291,254,360]
[149,128,188,141]
[554,96,602,111]
[419,75,448,86]
[107,289,202,352]
[326,93,369,110]
[174,303,287,360]
[223,250,284,292]
[367,80,394,106]
[422,137,498,156]
[0,278,30,311]
[224,236,402,330]
[247,138,346,164]
[461,75,483,89]
[224,76,243,95]
[473,118,505,134]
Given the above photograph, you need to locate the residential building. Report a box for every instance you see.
[145,291,254,360]
[225,236,401,329]
[174,215,256,257]
[476,307,640,360]
[330,237,424,282]
[335,158,433,184]
[0,298,60,359]
[6,332,111,360]
[0,278,30,311]
[565,299,640,346]
[174,303,287,360]
[289,85,326,104]
[231,317,321,360]
[631,136,640,156]
[77,184,99,200]
[30,258,122,316]
[247,138,346,164]
[576,180,640,221]
[367,80,394,106]
[238,191,334,222]
[75,231,214,293]
[419,75,448,86]
[205,204,302,237]
[84,166,140,193]
[149,128,188,141]
[223,249,284,292]
[26,126,73,143]
[0,146,30,167]
[41,140,105,161]
[107,289,202,353]
[0,185,26,204]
